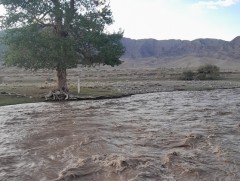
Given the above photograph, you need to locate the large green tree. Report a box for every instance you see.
[0,0,124,96]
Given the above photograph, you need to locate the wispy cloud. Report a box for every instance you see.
[191,0,240,10]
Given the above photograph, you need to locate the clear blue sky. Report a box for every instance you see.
[109,0,240,41]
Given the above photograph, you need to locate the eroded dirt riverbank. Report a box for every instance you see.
[1,88,240,181]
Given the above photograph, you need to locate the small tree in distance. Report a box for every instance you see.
[0,0,125,99]
[181,70,194,80]
[181,64,220,80]
[196,64,220,80]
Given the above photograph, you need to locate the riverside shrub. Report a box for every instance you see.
[196,64,220,80]
[181,64,220,80]
[181,70,194,80]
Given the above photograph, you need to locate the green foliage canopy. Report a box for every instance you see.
[0,0,125,70]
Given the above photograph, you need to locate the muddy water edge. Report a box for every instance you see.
[0,88,240,181]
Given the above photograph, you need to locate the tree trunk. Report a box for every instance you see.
[57,67,68,93]
[44,68,69,101]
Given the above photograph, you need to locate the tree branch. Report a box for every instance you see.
[64,0,75,30]
[51,0,63,31]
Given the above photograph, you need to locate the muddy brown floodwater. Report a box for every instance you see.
[1,89,240,181]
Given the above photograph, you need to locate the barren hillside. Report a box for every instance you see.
[1,34,240,70]
[121,37,240,70]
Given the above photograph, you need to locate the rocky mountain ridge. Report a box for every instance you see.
[1,32,240,69]
[121,36,240,61]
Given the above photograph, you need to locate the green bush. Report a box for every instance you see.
[181,70,194,80]
[180,64,220,81]
[196,64,220,80]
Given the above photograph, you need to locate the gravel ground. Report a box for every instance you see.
[81,80,240,95]
[1,66,240,96]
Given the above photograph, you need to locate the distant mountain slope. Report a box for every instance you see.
[121,37,240,60]
[1,33,240,70]
[121,37,240,70]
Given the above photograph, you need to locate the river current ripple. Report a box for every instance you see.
[0,89,240,181]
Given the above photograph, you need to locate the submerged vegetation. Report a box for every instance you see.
[0,95,39,106]
[0,84,121,106]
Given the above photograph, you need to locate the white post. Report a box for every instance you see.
[77,76,80,94]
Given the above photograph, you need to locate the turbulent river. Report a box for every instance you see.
[1,89,240,181]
